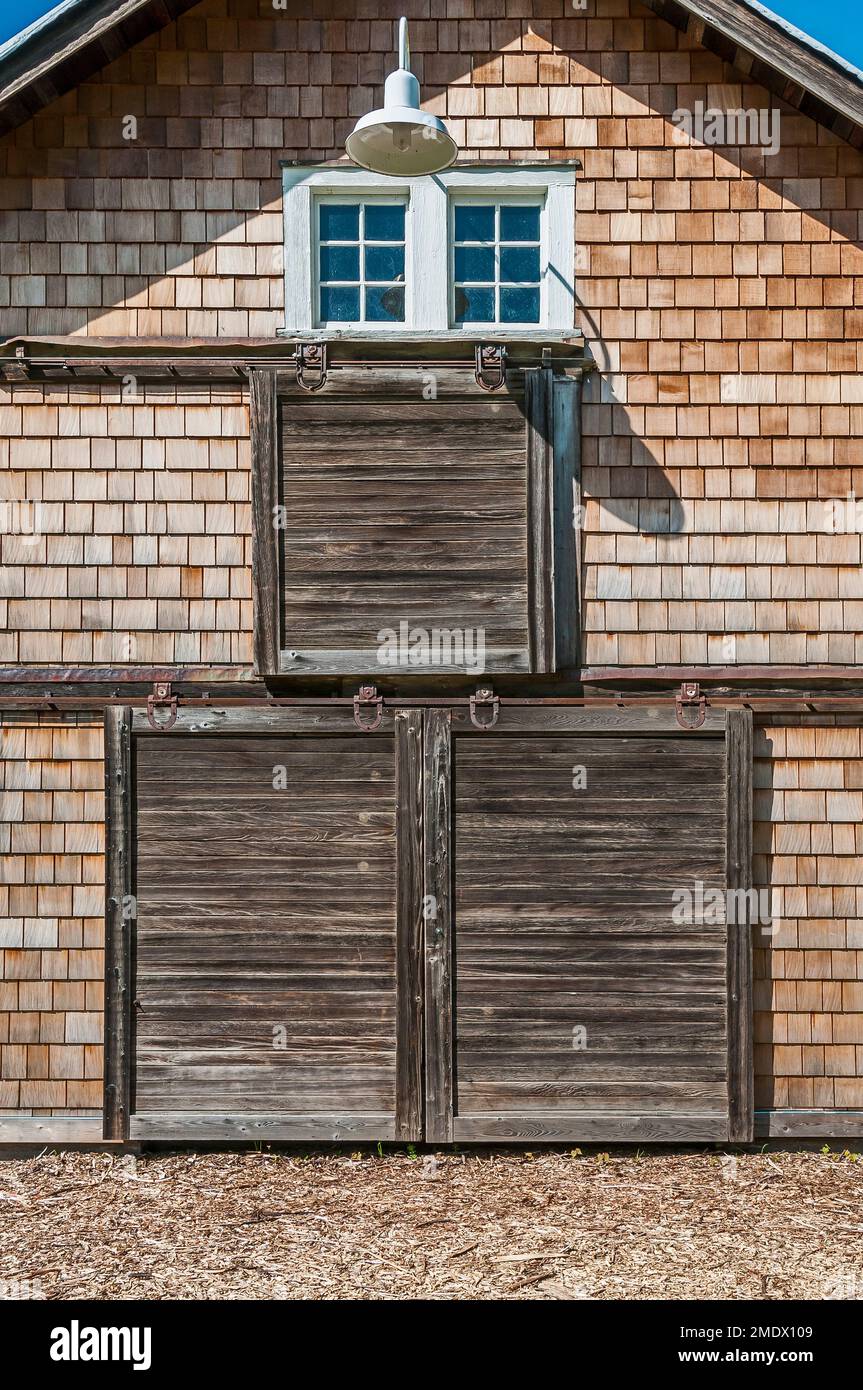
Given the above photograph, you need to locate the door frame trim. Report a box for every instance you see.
[726,707,755,1142]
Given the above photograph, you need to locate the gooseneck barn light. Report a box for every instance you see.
[346,17,458,176]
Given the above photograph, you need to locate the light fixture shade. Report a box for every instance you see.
[345,19,458,176]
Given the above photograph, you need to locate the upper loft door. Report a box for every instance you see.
[248,345,583,680]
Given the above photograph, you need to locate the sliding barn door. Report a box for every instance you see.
[424,707,753,1144]
[104,703,751,1144]
[104,706,422,1142]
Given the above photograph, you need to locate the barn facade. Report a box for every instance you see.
[1,0,863,1143]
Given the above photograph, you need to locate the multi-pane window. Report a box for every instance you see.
[317,200,406,325]
[452,200,542,326]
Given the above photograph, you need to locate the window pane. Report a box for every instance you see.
[454,285,495,323]
[500,286,540,323]
[454,204,495,242]
[320,285,361,321]
[320,244,360,282]
[454,246,495,282]
[319,203,359,241]
[365,204,405,240]
[500,245,540,283]
[500,205,540,242]
[365,284,405,322]
[365,245,405,282]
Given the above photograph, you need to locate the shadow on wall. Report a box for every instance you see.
[577,292,686,535]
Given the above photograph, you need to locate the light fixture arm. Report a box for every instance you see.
[399,16,410,73]
[344,12,458,175]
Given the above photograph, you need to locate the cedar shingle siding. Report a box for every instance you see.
[0,716,104,1115]
[1,0,862,1136]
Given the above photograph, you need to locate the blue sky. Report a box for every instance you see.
[1,0,862,70]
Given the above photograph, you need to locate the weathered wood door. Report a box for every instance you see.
[249,360,581,678]
[105,706,422,1142]
[424,706,753,1144]
[105,704,752,1144]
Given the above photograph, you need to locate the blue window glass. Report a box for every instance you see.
[318,199,407,324]
[454,285,495,324]
[454,204,495,242]
[319,203,359,241]
[320,244,360,282]
[320,285,361,321]
[500,286,540,323]
[451,200,542,326]
[500,205,541,242]
[366,284,405,321]
[365,245,405,282]
[500,245,540,283]
[454,246,495,282]
[365,204,405,240]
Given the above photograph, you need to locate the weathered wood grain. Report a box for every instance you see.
[275,370,531,675]
[249,368,281,676]
[453,1114,730,1142]
[726,707,754,1143]
[450,706,726,735]
[525,366,555,672]
[129,1113,397,1141]
[131,707,396,736]
[552,371,582,670]
[131,725,403,1124]
[446,720,730,1142]
[424,708,453,1143]
[756,1109,863,1139]
[103,705,132,1142]
[0,1117,108,1143]
[395,710,423,1141]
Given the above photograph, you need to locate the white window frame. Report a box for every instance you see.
[281,163,576,337]
[449,193,545,329]
[315,194,409,330]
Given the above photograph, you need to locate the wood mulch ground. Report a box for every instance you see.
[1,1147,861,1300]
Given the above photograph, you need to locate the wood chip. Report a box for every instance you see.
[0,1149,860,1300]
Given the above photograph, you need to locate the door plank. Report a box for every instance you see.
[103,705,132,1142]
[395,710,423,1141]
[726,707,755,1143]
[249,368,281,676]
[424,708,453,1142]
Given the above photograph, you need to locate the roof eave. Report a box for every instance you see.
[641,0,863,147]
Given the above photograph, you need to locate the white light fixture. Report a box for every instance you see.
[346,17,458,177]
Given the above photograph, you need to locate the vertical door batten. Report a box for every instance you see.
[552,371,582,670]
[103,705,133,1141]
[395,709,423,1141]
[249,367,281,676]
[525,365,583,673]
[525,365,555,672]
[726,707,755,1143]
[423,707,454,1143]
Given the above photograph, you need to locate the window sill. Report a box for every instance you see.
[277,327,584,344]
